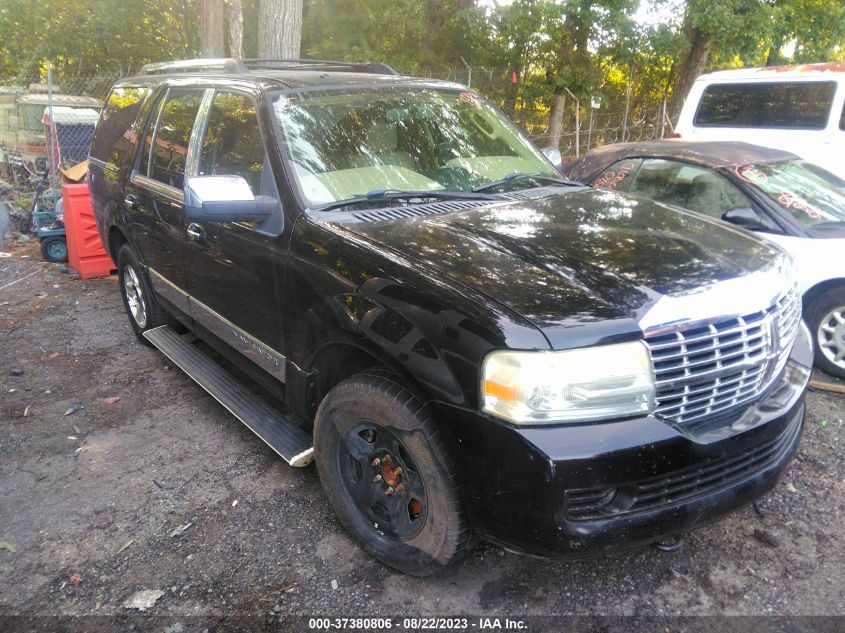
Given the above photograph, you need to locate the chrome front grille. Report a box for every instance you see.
[644,286,801,427]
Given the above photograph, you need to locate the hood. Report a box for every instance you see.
[338,189,785,348]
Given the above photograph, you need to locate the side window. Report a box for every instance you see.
[139,92,165,177]
[149,90,203,189]
[840,98,845,131]
[591,159,642,191]
[628,159,752,220]
[198,92,266,194]
[89,86,150,170]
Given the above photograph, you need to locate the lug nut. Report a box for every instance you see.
[373,474,382,482]
[393,467,403,477]
[382,454,391,463]
[385,486,395,496]
[395,484,405,493]
[371,458,381,467]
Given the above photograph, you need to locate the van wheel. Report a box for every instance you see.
[314,372,472,576]
[806,286,845,379]
[117,244,170,345]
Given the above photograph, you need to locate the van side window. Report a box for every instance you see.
[89,86,150,170]
[149,90,203,189]
[694,82,836,130]
[198,92,266,195]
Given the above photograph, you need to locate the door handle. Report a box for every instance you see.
[123,194,138,210]
[186,223,205,242]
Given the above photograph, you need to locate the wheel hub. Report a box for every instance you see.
[123,264,147,329]
[337,422,427,541]
[817,306,845,368]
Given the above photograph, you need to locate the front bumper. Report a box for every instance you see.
[437,323,813,559]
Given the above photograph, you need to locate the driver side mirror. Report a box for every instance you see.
[542,147,563,172]
[185,175,274,223]
[722,207,767,230]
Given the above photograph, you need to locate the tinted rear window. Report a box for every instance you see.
[694,81,836,129]
[89,86,150,169]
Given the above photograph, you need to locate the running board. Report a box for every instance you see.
[143,325,314,467]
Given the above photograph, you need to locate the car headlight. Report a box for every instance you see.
[481,341,655,424]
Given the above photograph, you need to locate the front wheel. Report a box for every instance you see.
[806,286,845,379]
[314,372,472,576]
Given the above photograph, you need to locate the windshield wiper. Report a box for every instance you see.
[311,189,502,213]
[471,171,583,193]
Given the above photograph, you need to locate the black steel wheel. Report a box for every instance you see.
[337,420,428,542]
[314,371,471,575]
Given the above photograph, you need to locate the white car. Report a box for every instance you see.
[566,140,845,379]
[674,62,845,180]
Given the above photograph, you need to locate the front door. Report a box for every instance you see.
[182,89,288,381]
[126,87,205,312]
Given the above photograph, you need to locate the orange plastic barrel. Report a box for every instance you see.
[61,183,116,279]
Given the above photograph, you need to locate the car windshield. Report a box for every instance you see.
[272,87,558,207]
[733,160,845,229]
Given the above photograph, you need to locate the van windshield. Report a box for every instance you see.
[272,87,557,206]
[694,81,836,130]
[733,160,845,229]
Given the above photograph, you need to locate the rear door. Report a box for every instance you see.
[125,87,206,312]
[181,88,288,379]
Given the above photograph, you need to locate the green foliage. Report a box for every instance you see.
[0,0,842,130]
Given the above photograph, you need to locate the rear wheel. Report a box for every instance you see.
[40,236,68,263]
[117,244,170,345]
[314,372,471,575]
[806,286,845,379]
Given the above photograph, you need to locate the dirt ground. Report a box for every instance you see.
[1,235,844,625]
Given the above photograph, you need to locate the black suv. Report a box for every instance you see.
[89,58,812,575]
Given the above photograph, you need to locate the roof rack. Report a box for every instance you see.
[137,57,399,77]
[138,58,248,75]
[242,58,399,76]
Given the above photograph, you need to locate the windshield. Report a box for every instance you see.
[733,160,845,229]
[272,87,558,207]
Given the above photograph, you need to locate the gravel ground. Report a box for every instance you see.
[1,237,844,627]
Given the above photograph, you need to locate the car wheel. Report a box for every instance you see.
[117,244,170,345]
[314,371,472,576]
[806,286,845,379]
[40,236,68,263]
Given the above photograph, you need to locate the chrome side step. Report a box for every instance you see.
[143,325,314,467]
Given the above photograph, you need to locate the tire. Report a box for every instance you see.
[116,243,170,345]
[805,286,845,379]
[40,236,68,263]
[314,372,472,576]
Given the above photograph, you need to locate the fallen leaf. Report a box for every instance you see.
[104,396,121,405]
[786,482,798,493]
[0,540,15,552]
[820,420,829,428]
[70,574,81,585]
[168,522,193,538]
[123,589,164,611]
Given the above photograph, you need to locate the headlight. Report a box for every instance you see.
[481,341,655,424]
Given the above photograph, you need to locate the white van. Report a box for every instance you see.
[675,62,845,179]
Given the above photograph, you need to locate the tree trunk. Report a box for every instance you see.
[545,91,567,150]
[200,0,225,57]
[668,11,712,121]
[258,0,303,59]
[226,0,244,58]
